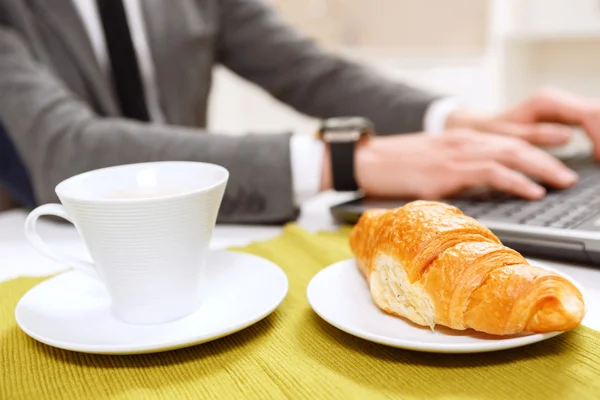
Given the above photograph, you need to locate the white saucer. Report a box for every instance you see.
[307,258,587,353]
[15,251,288,354]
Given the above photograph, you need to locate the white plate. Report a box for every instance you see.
[307,258,586,353]
[15,251,288,354]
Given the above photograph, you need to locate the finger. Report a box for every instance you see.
[492,138,578,189]
[522,89,600,158]
[581,111,600,160]
[524,88,593,125]
[480,121,572,147]
[450,133,577,187]
[465,162,546,200]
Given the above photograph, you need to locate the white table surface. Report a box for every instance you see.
[1,191,598,332]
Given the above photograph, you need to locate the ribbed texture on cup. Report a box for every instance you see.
[61,185,225,324]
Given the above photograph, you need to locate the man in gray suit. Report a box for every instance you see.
[1,0,598,223]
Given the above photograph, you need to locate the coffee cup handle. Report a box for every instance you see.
[25,204,97,278]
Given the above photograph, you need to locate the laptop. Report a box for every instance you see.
[330,154,600,266]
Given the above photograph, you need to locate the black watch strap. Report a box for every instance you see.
[330,141,359,192]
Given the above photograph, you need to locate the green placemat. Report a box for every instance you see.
[1,224,599,400]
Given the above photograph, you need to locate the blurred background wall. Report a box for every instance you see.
[207,0,600,139]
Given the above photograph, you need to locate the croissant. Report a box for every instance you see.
[349,201,585,335]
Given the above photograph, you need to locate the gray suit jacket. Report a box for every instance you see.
[0,0,437,223]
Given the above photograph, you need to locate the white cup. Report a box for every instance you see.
[24,161,228,324]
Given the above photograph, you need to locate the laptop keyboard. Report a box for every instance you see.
[448,158,600,229]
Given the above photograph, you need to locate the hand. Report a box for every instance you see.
[350,131,578,200]
[446,88,600,158]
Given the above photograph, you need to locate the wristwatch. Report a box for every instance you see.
[317,117,374,192]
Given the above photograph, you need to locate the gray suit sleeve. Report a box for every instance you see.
[217,0,440,134]
[0,27,296,223]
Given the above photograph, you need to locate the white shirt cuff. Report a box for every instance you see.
[423,97,461,135]
[290,135,325,206]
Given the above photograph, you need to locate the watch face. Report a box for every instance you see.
[322,117,374,132]
[318,117,375,143]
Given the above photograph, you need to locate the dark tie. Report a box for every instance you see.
[96,0,150,121]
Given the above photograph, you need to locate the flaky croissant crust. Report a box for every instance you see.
[349,201,585,335]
